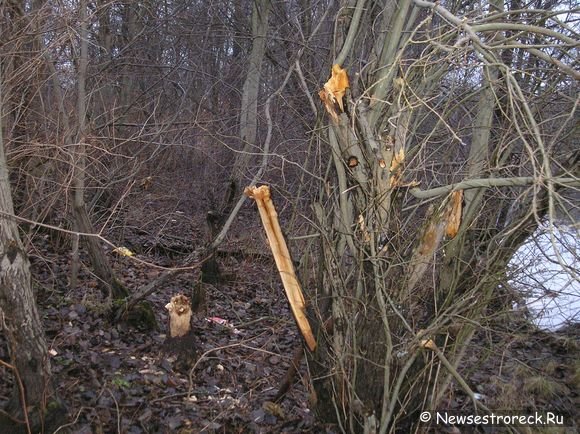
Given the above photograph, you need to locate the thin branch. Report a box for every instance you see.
[335,0,367,66]
[471,23,579,46]
[408,176,580,199]
[0,359,31,434]
[525,47,580,80]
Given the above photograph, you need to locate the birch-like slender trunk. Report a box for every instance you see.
[202,0,271,283]
[68,0,127,299]
[231,0,271,189]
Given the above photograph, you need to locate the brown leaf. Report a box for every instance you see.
[263,401,285,419]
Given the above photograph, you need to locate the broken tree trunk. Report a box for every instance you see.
[166,294,193,338]
[245,185,316,352]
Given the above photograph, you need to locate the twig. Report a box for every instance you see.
[0,359,31,434]
[53,407,87,433]
[187,342,248,397]
[425,343,491,414]
[107,388,121,434]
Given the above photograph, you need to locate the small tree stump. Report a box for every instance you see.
[164,294,197,370]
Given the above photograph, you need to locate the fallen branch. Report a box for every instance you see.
[421,339,492,414]
[113,267,189,322]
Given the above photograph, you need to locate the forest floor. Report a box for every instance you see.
[1,179,578,433]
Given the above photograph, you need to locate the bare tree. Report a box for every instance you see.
[68,0,128,299]
[231,0,271,188]
[0,62,65,434]
[302,0,579,431]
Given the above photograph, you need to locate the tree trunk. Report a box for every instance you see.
[231,0,271,190]
[66,0,128,299]
[0,64,66,434]
[72,204,128,299]
[305,0,579,432]
[203,0,271,283]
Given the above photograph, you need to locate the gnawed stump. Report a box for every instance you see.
[163,294,197,371]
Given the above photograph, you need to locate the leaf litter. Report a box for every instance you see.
[1,179,577,433]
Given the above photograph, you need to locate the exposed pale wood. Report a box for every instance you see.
[245,185,317,351]
[445,190,463,238]
[163,294,196,371]
[165,294,192,338]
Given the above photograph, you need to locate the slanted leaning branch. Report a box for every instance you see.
[245,185,317,351]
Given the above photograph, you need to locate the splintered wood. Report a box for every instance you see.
[245,185,317,351]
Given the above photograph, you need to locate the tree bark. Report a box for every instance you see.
[44,0,127,299]
[0,63,66,434]
[203,0,271,283]
[231,0,271,189]
[306,0,578,432]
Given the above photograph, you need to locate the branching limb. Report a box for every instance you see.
[409,176,580,199]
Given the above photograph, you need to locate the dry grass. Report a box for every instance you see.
[542,360,559,376]
[523,375,569,400]
[572,360,580,391]
[488,376,532,410]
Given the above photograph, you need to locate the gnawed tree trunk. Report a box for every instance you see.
[306,0,580,432]
[0,65,66,434]
[163,294,196,370]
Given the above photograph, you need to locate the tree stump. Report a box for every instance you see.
[163,294,197,370]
